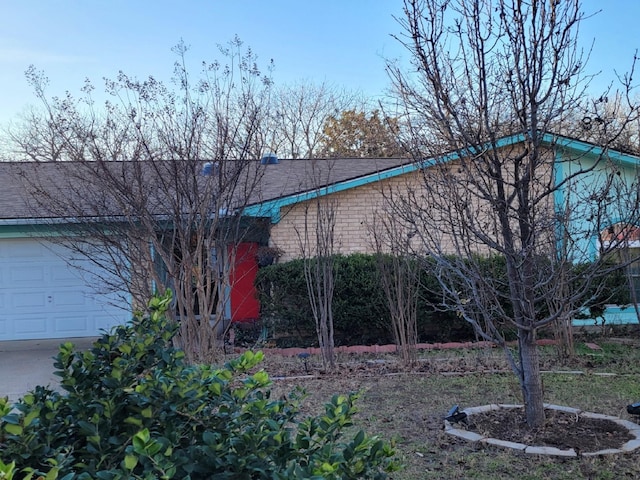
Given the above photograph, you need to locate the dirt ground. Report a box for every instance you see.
[468,407,634,452]
[251,343,640,479]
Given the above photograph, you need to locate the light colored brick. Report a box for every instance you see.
[621,438,640,452]
[445,428,485,442]
[582,448,623,456]
[612,418,640,436]
[580,412,619,421]
[464,404,500,415]
[482,438,527,450]
[544,404,581,415]
[497,404,523,409]
[525,446,577,456]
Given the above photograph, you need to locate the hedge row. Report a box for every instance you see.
[254,254,473,347]
[254,253,630,348]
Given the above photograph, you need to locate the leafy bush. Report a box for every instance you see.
[254,258,316,346]
[257,253,633,347]
[0,291,397,479]
[573,260,631,320]
[255,255,389,346]
[256,253,473,347]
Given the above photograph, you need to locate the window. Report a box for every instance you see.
[601,224,640,303]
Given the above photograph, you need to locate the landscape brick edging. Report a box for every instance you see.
[444,404,640,456]
[236,339,558,357]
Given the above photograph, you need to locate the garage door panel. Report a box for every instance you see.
[11,291,47,309]
[95,314,124,332]
[9,265,46,283]
[14,315,48,335]
[0,242,46,259]
[51,290,90,307]
[50,265,91,285]
[54,315,90,334]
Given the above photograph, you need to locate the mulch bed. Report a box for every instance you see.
[468,407,635,452]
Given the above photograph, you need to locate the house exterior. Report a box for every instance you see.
[246,133,640,262]
[243,133,640,327]
[1,133,638,341]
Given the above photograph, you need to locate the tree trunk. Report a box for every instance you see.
[519,330,545,428]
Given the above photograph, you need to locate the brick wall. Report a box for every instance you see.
[268,146,556,262]
[270,171,434,261]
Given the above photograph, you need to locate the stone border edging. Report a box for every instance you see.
[233,338,583,357]
[444,403,640,456]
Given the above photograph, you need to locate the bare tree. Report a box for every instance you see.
[7,38,273,363]
[263,81,363,158]
[387,0,640,427]
[578,92,640,155]
[294,161,338,369]
[371,209,419,366]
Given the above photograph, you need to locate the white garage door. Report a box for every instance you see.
[0,238,129,341]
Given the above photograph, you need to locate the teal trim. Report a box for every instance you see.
[573,305,639,326]
[244,133,640,225]
[0,222,117,239]
[553,149,566,258]
[149,241,157,294]
[548,134,640,168]
[243,133,532,223]
[588,233,598,261]
[0,223,74,238]
[7,134,638,232]
[225,285,232,320]
[243,162,420,223]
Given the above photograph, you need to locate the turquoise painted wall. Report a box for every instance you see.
[574,305,639,327]
[554,144,640,262]
[0,223,69,238]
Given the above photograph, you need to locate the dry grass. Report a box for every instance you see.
[256,341,640,479]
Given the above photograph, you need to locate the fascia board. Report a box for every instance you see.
[243,133,527,223]
[243,162,419,222]
[543,134,640,168]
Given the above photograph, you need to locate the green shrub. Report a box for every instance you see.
[255,254,390,346]
[254,258,316,346]
[256,253,474,346]
[256,253,633,347]
[573,260,631,320]
[0,291,397,479]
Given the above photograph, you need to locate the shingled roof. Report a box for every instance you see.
[6,133,633,226]
[0,157,411,223]
[245,157,411,207]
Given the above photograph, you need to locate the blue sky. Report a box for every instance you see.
[0,1,638,127]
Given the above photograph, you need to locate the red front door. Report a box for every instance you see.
[229,242,260,322]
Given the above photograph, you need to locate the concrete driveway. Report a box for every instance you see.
[0,337,96,403]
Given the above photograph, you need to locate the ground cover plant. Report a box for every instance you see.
[0,292,396,479]
[260,337,640,479]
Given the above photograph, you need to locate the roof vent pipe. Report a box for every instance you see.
[200,162,219,176]
[261,153,279,165]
